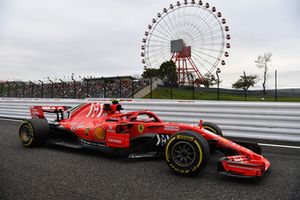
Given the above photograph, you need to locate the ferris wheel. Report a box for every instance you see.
[141,0,231,85]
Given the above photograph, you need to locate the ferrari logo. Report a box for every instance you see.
[138,124,144,133]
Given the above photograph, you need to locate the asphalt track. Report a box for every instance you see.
[0,119,299,200]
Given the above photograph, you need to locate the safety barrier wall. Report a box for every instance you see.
[0,98,300,145]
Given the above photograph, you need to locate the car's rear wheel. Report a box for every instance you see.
[202,122,223,153]
[165,131,210,176]
[19,119,50,147]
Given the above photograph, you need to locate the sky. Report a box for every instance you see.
[0,0,300,89]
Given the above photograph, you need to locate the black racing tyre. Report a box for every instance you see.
[165,131,210,176]
[18,119,50,147]
[202,122,223,153]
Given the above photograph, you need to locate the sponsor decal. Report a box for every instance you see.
[107,138,122,144]
[107,125,115,133]
[138,124,144,133]
[71,123,84,132]
[164,125,180,132]
[176,135,194,141]
[94,126,106,140]
[79,139,105,147]
[84,128,90,136]
[86,103,103,118]
[156,135,170,146]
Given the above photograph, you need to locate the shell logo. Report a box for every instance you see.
[93,126,106,140]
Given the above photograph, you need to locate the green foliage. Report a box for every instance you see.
[142,68,159,79]
[159,61,177,86]
[202,74,217,88]
[142,61,178,86]
[232,72,257,91]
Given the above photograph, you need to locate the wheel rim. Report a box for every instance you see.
[171,141,196,167]
[20,125,33,142]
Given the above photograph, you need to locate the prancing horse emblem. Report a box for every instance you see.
[138,124,144,133]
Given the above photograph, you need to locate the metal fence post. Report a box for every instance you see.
[71,77,77,98]
[59,79,64,98]
[103,77,106,98]
[7,82,11,97]
[150,77,153,99]
[0,83,3,97]
[216,68,221,100]
[29,81,34,98]
[39,80,44,98]
[275,70,278,102]
[47,77,54,98]
[131,76,134,99]
[118,76,121,98]
[14,82,18,97]
[22,82,25,98]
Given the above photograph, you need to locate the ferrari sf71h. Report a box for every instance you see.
[19,100,270,178]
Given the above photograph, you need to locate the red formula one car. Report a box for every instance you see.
[19,100,270,178]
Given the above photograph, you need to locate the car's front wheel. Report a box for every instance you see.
[165,131,210,176]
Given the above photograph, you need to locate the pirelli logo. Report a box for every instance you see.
[176,135,194,141]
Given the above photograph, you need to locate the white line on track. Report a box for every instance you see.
[259,143,300,149]
[0,118,22,122]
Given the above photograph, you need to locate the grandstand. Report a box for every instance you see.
[0,76,151,99]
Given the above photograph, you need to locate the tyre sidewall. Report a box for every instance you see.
[19,121,35,147]
[202,122,223,137]
[165,132,210,176]
[18,119,49,147]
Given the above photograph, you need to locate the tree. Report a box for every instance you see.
[141,68,159,79]
[202,74,218,88]
[159,61,177,87]
[255,52,272,95]
[232,71,257,101]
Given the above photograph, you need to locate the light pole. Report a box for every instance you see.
[216,68,221,100]
[190,74,195,100]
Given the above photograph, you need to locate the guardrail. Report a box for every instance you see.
[1,98,300,145]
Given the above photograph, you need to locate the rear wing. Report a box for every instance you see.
[30,106,71,121]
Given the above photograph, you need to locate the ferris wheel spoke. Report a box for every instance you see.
[193,46,222,55]
[199,42,224,47]
[150,53,172,68]
[164,9,180,38]
[149,32,172,42]
[198,35,224,43]
[190,55,211,73]
[194,46,223,53]
[149,49,171,63]
[193,23,221,41]
[160,12,180,39]
[187,11,216,39]
[192,48,221,61]
[191,19,220,42]
[189,9,221,38]
[147,48,170,59]
[156,22,177,40]
[194,21,223,41]
[193,50,216,67]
